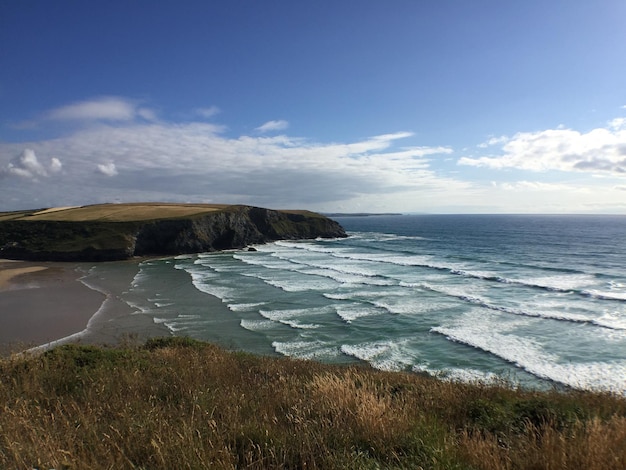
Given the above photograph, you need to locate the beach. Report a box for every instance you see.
[0,259,169,355]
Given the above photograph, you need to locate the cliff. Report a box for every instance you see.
[0,203,347,261]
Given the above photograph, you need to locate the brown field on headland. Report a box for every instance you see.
[0,202,231,222]
[0,202,320,223]
[1,338,625,469]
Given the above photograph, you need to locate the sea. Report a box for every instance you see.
[106,214,626,394]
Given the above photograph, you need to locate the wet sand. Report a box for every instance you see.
[0,259,169,355]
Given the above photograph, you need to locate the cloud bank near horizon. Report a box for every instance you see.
[461,118,626,176]
[2,97,626,213]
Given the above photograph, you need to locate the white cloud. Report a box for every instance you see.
[49,157,63,173]
[44,96,156,122]
[96,162,118,177]
[195,106,221,118]
[477,135,509,148]
[0,116,459,211]
[460,118,626,176]
[0,149,62,180]
[608,117,626,130]
[137,107,158,121]
[255,120,289,133]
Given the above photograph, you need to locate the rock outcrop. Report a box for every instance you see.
[0,204,347,261]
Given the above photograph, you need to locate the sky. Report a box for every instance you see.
[1,0,626,214]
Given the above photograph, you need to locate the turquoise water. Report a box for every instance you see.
[113,215,626,394]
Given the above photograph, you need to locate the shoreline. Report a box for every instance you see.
[0,259,170,355]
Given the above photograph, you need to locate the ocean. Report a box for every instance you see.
[107,214,626,394]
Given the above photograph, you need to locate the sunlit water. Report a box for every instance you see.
[110,215,626,394]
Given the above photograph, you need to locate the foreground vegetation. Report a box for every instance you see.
[1,338,625,469]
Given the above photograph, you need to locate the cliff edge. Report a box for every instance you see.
[0,203,347,261]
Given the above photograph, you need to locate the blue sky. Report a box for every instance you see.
[1,1,626,213]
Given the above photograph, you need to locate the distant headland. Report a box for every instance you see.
[0,203,347,262]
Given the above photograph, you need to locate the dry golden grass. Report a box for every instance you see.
[16,203,230,222]
[0,203,318,223]
[1,338,625,469]
[31,206,80,215]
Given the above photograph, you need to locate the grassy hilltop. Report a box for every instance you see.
[0,203,346,261]
[1,338,625,469]
[0,203,229,222]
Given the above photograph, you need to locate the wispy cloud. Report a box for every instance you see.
[194,106,221,119]
[255,120,289,133]
[459,118,626,176]
[44,96,155,122]
[477,135,509,148]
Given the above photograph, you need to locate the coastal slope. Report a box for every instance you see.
[0,203,347,261]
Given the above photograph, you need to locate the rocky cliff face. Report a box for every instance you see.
[133,206,346,256]
[0,205,346,262]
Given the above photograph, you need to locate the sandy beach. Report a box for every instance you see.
[0,259,169,355]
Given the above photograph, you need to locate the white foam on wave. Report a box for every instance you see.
[323,289,393,301]
[347,231,429,243]
[273,240,347,255]
[257,246,395,288]
[272,340,339,360]
[324,292,354,301]
[295,266,394,286]
[340,340,415,371]
[158,313,207,334]
[333,302,382,322]
[272,252,383,278]
[334,250,598,297]
[129,267,151,289]
[259,306,333,320]
[594,311,626,330]
[368,289,448,315]
[507,273,597,292]
[259,306,333,329]
[240,319,275,331]
[263,276,338,292]
[282,320,319,329]
[186,270,236,301]
[228,302,267,312]
[419,282,609,327]
[584,289,626,301]
[125,299,150,315]
[174,254,195,260]
[163,322,187,332]
[412,364,501,384]
[432,311,626,394]
[233,253,298,270]
[337,252,439,268]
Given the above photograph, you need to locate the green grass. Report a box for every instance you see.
[1,338,625,469]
